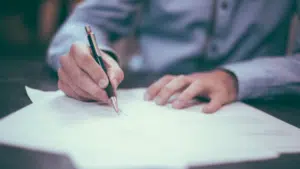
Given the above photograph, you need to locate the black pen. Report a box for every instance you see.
[85,25,120,114]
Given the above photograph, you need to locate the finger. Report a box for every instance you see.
[171,99,201,109]
[107,65,124,89]
[59,53,109,102]
[144,75,174,101]
[172,80,206,109]
[202,93,226,114]
[70,42,110,89]
[155,75,190,105]
[58,68,96,101]
[98,49,124,89]
[78,70,109,102]
[58,80,81,100]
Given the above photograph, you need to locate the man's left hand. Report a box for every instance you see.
[144,70,238,113]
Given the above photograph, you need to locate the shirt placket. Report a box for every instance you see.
[206,0,234,59]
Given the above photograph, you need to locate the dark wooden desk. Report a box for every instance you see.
[0,60,299,169]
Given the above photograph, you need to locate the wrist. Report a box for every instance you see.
[216,68,239,101]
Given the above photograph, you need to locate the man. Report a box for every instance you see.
[47,0,300,113]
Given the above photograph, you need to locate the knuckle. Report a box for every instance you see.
[59,55,68,66]
[162,85,173,95]
[152,83,161,91]
[69,44,78,56]
[177,75,186,82]
[185,76,194,83]
[164,74,174,80]
[178,74,185,79]
[147,86,157,96]
[183,90,194,100]
[70,42,91,61]
[70,42,81,55]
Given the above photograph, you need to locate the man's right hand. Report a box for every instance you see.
[57,42,124,103]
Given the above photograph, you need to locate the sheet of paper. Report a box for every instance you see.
[0,87,299,169]
[26,87,300,139]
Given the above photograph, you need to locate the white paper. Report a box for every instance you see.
[0,87,299,169]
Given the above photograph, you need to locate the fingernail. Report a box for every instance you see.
[144,93,151,101]
[155,97,163,105]
[172,100,184,109]
[98,79,108,88]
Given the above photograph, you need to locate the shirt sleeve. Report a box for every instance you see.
[222,56,300,100]
[222,1,300,100]
[47,0,140,71]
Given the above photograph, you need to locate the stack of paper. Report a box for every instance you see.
[0,87,299,169]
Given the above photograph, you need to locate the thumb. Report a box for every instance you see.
[100,51,124,89]
[107,65,124,90]
[202,94,225,114]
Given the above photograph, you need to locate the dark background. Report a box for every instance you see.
[0,0,138,67]
[0,0,74,60]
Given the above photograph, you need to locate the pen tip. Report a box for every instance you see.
[85,25,92,34]
[110,97,120,114]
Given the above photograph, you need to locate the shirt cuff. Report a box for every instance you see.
[221,63,259,100]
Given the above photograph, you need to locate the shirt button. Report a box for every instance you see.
[210,43,218,53]
[207,42,219,58]
[221,1,229,10]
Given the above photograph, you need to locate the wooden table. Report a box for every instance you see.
[0,60,299,169]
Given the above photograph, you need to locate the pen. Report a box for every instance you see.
[85,25,120,114]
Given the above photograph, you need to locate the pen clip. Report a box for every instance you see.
[90,36,103,57]
[85,26,103,57]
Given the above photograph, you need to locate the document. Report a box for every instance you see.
[0,87,299,169]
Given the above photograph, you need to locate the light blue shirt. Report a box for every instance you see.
[47,0,300,100]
